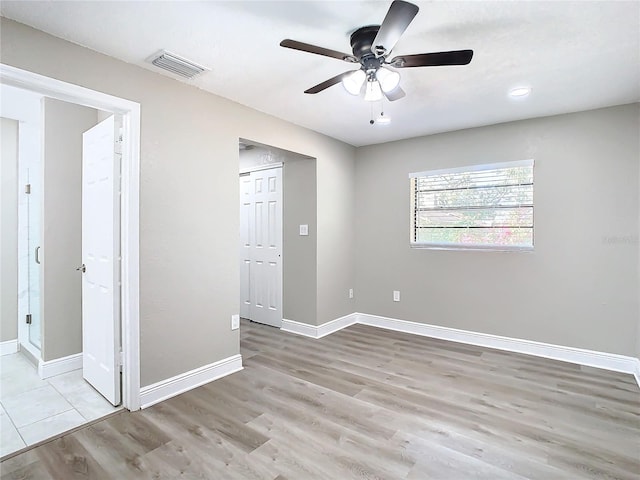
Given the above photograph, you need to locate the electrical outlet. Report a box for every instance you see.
[393,290,400,302]
[231,314,240,330]
[299,224,309,236]
[349,288,354,299]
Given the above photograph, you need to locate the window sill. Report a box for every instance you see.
[410,243,534,253]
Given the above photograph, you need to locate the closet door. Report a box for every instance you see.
[239,167,282,327]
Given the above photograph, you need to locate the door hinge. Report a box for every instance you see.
[25,314,32,325]
[119,350,124,371]
[25,184,31,194]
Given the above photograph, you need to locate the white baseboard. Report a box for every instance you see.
[281,319,318,338]
[356,313,640,383]
[38,353,83,379]
[282,313,357,339]
[0,339,18,356]
[139,354,243,409]
[282,311,640,388]
[317,313,358,338]
[633,359,640,388]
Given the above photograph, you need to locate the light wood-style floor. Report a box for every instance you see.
[2,319,639,479]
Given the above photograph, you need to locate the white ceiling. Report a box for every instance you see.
[2,1,639,147]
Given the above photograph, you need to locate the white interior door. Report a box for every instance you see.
[82,115,121,406]
[239,167,282,327]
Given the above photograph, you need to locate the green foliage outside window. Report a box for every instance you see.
[410,162,534,249]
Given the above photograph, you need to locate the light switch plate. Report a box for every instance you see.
[231,314,240,330]
[393,291,400,302]
[299,224,309,236]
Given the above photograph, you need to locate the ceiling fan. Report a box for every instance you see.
[280,0,473,103]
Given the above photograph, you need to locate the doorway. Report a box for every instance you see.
[0,64,140,457]
[239,166,283,327]
[238,139,318,330]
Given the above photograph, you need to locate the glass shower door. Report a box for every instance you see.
[25,167,41,350]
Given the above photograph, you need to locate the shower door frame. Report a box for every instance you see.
[3,87,44,358]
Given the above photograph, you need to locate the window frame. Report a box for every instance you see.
[409,159,535,252]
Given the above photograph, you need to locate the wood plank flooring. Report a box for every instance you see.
[2,319,639,479]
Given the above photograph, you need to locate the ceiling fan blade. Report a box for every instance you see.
[280,39,357,63]
[389,50,474,68]
[304,71,355,94]
[372,1,419,57]
[384,86,406,101]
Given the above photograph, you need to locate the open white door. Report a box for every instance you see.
[239,167,282,327]
[81,115,121,406]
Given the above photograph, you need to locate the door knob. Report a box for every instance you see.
[76,264,86,273]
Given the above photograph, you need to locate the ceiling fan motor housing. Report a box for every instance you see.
[350,25,383,69]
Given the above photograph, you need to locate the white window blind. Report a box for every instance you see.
[409,159,534,250]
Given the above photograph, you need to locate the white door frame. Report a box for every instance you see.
[0,63,141,411]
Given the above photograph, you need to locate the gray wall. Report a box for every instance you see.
[355,104,640,357]
[42,98,98,361]
[283,158,317,325]
[0,18,356,386]
[1,117,19,342]
[318,144,356,324]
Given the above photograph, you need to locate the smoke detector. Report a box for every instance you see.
[146,50,210,79]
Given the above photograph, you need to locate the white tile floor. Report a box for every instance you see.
[0,352,121,457]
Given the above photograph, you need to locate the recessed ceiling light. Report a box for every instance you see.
[509,87,531,98]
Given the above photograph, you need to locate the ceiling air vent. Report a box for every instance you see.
[147,50,210,79]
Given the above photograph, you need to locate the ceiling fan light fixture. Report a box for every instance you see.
[376,67,401,93]
[364,80,383,102]
[342,70,366,95]
[280,0,473,110]
[376,114,391,125]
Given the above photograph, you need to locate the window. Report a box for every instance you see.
[410,159,534,250]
